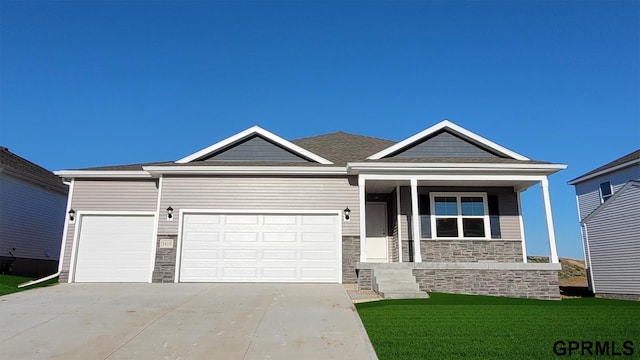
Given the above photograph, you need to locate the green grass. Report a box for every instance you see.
[356,293,640,359]
[0,275,58,296]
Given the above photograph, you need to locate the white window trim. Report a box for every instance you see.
[599,181,613,203]
[429,192,490,240]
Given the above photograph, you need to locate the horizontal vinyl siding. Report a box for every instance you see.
[392,131,499,158]
[497,192,521,240]
[575,164,640,221]
[158,176,359,235]
[61,180,159,274]
[0,174,67,261]
[586,183,640,294]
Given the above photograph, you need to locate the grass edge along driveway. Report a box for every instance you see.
[356,293,640,360]
[0,275,58,296]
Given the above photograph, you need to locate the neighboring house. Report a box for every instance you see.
[0,146,68,277]
[55,120,566,299]
[568,149,640,299]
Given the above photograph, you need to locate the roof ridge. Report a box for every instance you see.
[293,131,394,143]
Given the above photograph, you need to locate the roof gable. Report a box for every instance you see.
[176,126,333,164]
[582,179,640,224]
[367,120,529,161]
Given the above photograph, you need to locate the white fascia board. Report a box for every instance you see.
[367,120,530,161]
[54,170,153,178]
[143,165,347,175]
[567,159,640,185]
[347,162,567,174]
[358,173,548,182]
[175,125,333,165]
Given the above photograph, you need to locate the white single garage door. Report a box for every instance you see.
[179,213,340,283]
[73,215,155,282]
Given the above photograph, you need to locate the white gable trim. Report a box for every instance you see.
[367,120,530,161]
[175,125,333,165]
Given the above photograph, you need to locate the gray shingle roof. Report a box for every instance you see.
[0,146,68,193]
[70,130,553,171]
[292,131,395,166]
[569,149,640,183]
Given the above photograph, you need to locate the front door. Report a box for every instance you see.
[365,202,388,262]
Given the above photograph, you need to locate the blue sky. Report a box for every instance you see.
[1,1,638,259]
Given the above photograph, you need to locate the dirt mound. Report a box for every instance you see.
[527,256,587,287]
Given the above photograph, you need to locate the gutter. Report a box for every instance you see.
[18,179,74,288]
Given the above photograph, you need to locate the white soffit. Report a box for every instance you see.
[175,125,333,164]
[367,120,530,161]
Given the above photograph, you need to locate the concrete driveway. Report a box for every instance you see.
[0,283,377,359]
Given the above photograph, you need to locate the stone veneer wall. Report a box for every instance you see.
[342,236,360,284]
[413,269,560,299]
[59,270,69,283]
[357,269,373,290]
[420,240,523,262]
[152,235,177,283]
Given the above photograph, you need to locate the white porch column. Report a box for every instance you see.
[410,179,422,263]
[540,177,559,263]
[396,185,402,263]
[359,176,367,262]
[517,191,527,263]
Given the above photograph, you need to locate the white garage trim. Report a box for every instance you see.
[69,211,157,283]
[174,209,343,283]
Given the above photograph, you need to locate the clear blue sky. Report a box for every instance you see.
[1,1,638,259]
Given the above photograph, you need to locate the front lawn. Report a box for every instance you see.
[0,275,58,296]
[356,293,640,359]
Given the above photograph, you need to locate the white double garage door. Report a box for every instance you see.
[73,212,341,283]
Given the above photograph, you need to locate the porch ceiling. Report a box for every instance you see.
[365,179,539,193]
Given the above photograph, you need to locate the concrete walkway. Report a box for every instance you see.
[0,283,378,359]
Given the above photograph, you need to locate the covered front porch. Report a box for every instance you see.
[355,173,561,265]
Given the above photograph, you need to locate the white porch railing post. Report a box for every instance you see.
[410,179,422,263]
[359,176,367,262]
[517,191,528,263]
[396,185,402,263]
[540,177,559,263]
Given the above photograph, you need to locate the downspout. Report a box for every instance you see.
[18,179,74,287]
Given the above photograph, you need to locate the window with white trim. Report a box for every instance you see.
[599,181,613,203]
[429,193,490,239]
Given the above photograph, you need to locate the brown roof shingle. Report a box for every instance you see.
[292,131,395,166]
[0,146,68,193]
[570,149,640,183]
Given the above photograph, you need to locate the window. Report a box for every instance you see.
[430,193,490,239]
[599,181,613,203]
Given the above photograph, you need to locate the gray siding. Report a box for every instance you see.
[158,176,359,236]
[575,164,640,221]
[390,131,500,158]
[585,182,640,295]
[0,174,67,261]
[204,136,309,162]
[61,180,159,274]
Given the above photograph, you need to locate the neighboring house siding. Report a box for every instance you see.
[0,173,67,261]
[158,176,359,236]
[585,182,640,295]
[575,164,640,221]
[204,136,309,162]
[61,180,159,274]
[390,131,501,158]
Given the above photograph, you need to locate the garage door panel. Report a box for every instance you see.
[180,213,339,283]
[74,215,154,283]
[263,233,297,242]
[183,232,220,242]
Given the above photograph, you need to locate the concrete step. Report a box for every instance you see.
[379,291,430,299]
[373,277,417,284]
[375,282,421,292]
[373,273,416,280]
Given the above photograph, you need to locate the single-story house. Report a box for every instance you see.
[0,146,68,277]
[568,149,640,300]
[54,120,566,299]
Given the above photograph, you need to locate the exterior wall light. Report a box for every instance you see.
[166,206,174,221]
[344,207,351,221]
[68,209,76,223]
